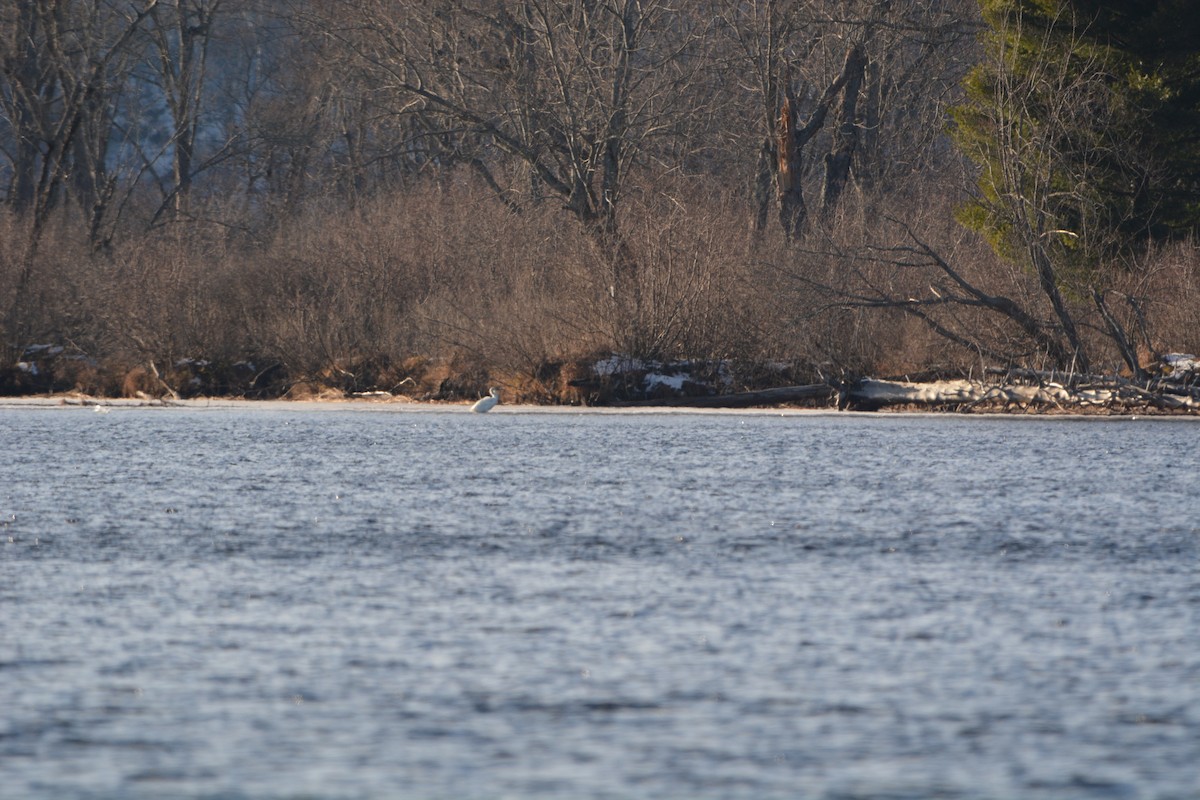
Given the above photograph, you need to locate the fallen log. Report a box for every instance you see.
[613,383,835,408]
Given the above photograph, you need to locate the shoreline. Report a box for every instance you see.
[2,392,1197,420]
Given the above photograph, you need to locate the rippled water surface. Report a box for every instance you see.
[2,404,1199,799]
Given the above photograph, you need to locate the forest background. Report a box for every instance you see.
[3,0,1199,402]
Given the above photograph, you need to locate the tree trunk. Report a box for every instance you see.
[774,47,863,240]
[9,3,42,214]
[1027,236,1089,372]
[776,96,807,238]
[822,45,866,213]
[752,139,774,233]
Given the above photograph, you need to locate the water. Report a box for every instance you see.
[2,404,1198,799]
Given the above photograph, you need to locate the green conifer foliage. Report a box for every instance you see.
[954,0,1200,268]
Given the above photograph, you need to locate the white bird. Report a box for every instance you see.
[471,387,501,413]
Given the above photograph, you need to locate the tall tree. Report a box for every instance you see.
[308,0,714,294]
[955,0,1200,263]
[716,0,974,239]
[1066,0,1200,241]
[953,0,1200,373]
[146,0,222,219]
[0,0,157,246]
[1,0,158,361]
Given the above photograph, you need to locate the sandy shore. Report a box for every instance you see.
[3,392,1197,421]
[0,393,840,415]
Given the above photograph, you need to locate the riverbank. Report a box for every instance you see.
[9,348,1200,415]
[3,390,1198,418]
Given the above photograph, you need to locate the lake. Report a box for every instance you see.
[2,403,1198,799]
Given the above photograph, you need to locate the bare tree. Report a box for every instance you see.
[1,2,57,215]
[305,0,713,291]
[0,1,157,246]
[238,5,442,213]
[714,0,818,235]
[802,6,1156,378]
[1,0,158,357]
[715,0,975,238]
[145,0,223,219]
[775,42,865,238]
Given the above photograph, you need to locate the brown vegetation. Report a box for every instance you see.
[2,1,1198,406]
[5,171,1196,405]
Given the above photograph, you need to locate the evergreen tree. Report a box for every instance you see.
[1070,0,1200,237]
[954,0,1200,266]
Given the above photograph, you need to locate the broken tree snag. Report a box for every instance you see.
[777,96,806,238]
[775,47,865,239]
[615,384,835,408]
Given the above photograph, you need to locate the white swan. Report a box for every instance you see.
[471,387,501,413]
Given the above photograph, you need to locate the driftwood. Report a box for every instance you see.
[614,384,834,408]
[843,377,1200,412]
[583,353,1200,413]
[609,377,1198,413]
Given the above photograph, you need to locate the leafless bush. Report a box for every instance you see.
[1105,241,1200,363]
[405,179,607,389]
[3,213,93,346]
[4,136,1194,401]
[238,204,417,390]
[0,211,26,363]
[755,179,1091,378]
